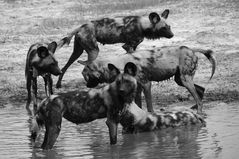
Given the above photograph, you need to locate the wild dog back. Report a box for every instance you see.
[40,89,107,124]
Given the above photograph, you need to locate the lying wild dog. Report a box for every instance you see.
[30,62,138,150]
[78,46,216,114]
[120,102,206,133]
[25,42,62,115]
[55,9,174,88]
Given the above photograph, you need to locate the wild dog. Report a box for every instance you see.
[30,62,138,150]
[78,46,216,114]
[120,102,205,133]
[55,9,174,88]
[25,42,62,115]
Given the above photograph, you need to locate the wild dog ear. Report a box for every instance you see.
[108,63,120,76]
[37,46,49,58]
[149,12,160,24]
[124,62,137,76]
[48,41,57,54]
[161,9,169,19]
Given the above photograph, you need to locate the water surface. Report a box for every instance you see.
[0,102,239,159]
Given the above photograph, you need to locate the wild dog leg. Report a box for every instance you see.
[32,78,38,115]
[106,117,118,145]
[135,85,143,108]
[48,75,53,95]
[84,48,99,65]
[195,84,205,100]
[175,70,204,113]
[191,84,205,109]
[56,37,84,88]
[26,76,32,115]
[122,38,143,53]
[41,105,62,150]
[43,76,48,96]
[43,74,53,97]
[78,35,99,64]
[181,75,203,114]
[142,82,153,112]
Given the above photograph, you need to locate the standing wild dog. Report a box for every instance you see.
[25,42,62,115]
[56,9,174,88]
[30,62,138,150]
[120,102,205,134]
[78,46,216,114]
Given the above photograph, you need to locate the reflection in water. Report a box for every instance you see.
[0,102,239,158]
[110,126,202,159]
[198,102,239,159]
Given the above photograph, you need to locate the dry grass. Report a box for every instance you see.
[0,0,168,105]
[0,0,239,107]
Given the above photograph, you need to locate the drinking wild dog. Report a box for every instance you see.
[25,42,62,115]
[56,9,174,88]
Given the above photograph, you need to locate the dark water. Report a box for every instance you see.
[0,102,239,159]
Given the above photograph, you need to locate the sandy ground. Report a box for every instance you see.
[0,0,239,109]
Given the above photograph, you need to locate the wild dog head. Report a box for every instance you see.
[80,60,113,88]
[109,62,138,104]
[30,42,62,76]
[142,9,174,39]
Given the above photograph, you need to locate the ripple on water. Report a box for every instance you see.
[1,102,239,158]
[197,102,239,159]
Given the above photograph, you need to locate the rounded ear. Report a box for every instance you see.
[37,46,49,58]
[108,63,120,75]
[149,12,160,24]
[124,62,137,76]
[161,9,169,19]
[48,41,57,54]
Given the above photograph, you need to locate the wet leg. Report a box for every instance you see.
[181,75,203,114]
[106,117,118,145]
[26,77,32,116]
[143,82,153,112]
[191,84,205,110]
[32,78,38,115]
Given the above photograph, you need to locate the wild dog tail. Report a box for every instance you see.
[29,114,44,140]
[56,26,82,49]
[192,48,216,80]
[29,99,47,140]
